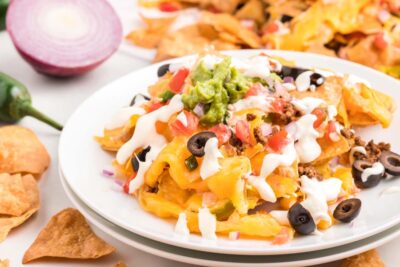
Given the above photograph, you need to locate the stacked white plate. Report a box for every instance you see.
[58,50,400,267]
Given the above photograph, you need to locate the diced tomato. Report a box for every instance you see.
[235,120,251,144]
[207,5,221,13]
[272,98,286,113]
[169,110,199,136]
[148,101,164,112]
[311,108,327,128]
[210,123,231,145]
[272,227,291,245]
[169,68,189,93]
[324,121,337,141]
[267,130,288,152]
[263,22,279,34]
[245,83,264,97]
[123,174,136,194]
[159,2,181,12]
[373,32,388,50]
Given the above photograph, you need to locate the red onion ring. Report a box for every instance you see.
[6,0,122,77]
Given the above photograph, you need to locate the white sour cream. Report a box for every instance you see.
[300,175,342,224]
[117,94,184,164]
[198,207,217,240]
[327,105,337,120]
[291,97,325,114]
[201,54,223,70]
[229,96,272,112]
[294,114,321,163]
[243,56,271,80]
[128,160,152,193]
[349,146,367,163]
[105,106,146,130]
[200,137,223,180]
[295,71,313,92]
[176,111,188,127]
[259,141,297,178]
[247,174,277,202]
[361,162,385,182]
[270,210,290,226]
[175,212,190,236]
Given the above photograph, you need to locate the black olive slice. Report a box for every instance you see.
[352,160,383,189]
[279,65,307,79]
[288,203,316,235]
[131,146,151,172]
[280,14,293,23]
[187,131,216,157]
[379,150,400,176]
[157,63,170,77]
[333,198,361,223]
[130,94,150,106]
[310,73,325,87]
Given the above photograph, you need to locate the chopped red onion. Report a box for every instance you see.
[329,157,339,169]
[283,76,295,84]
[228,231,240,240]
[378,10,390,23]
[6,0,122,77]
[114,179,124,186]
[193,103,205,117]
[260,123,273,136]
[102,169,114,177]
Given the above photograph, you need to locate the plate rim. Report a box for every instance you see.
[59,49,400,255]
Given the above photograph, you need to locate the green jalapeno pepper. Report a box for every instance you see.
[0,0,8,31]
[0,72,63,131]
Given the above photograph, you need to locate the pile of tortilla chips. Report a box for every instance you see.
[127,0,400,78]
[0,126,49,243]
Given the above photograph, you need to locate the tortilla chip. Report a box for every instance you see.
[0,174,39,243]
[0,126,50,176]
[115,260,127,267]
[341,249,385,267]
[201,12,262,48]
[314,135,352,165]
[23,208,115,263]
[0,259,9,267]
[235,0,266,24]
[0,173,31,216]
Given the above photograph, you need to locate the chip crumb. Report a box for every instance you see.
[115,260,127,267]
[23,208,115,263]
[341,249,385,267]
[0,259,9,267]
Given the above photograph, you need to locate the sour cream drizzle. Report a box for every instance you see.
[176,111,188,127]
[295,71,313,92]
[230,96,272,112]
[117,94,184,164]
[259,141,297,178]
[270,210,290,226]
[349,146,367,163]
[247,174,277,202]
[361,162,385,182]
[175,212,190,236]
[294,114,321,163]
[200,137,223,180]
[291,97,325,114]
[300,175,342,225]
[105,96,147,130]
[198,207,217,240]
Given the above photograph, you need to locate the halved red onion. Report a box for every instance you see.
[193,103,205,117]
[6,0,122,77]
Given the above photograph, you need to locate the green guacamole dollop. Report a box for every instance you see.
[182,57,250,126]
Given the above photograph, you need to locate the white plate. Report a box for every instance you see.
[59,167,400,267]
[59,50,400,255]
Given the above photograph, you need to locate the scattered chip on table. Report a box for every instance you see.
[0,126,50,177]
[0,173,31,216]
[0,174,40,243]
[0,259,9,267]
[341,249,385,267]
[23,208,115,263]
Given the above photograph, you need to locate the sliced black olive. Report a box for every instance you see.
[288,203,316,235]
[352,160,383,189]
[187,131,216,157]
[131,146,151,172]
[333,198,361,223]
[130,94,150,106]
[157,63,170,77]
[280,14,293,23]
[185,154,198,171]
[279,65,307,79]
[310,73,325,87]
[379,150,400,176]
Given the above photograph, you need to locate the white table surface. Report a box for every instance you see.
[0,31,399,267]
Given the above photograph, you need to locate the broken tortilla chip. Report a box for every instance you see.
[0,259,9,267]
[0,173,31,216]
[23,208,115,263]
[341,249,385,267]
[0,126,50,177]
[0,174,39,243]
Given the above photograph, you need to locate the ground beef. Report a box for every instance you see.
[353,138,391,162]
[253,127,266,145]
[246,113,256,121]
[269,102,302,125]
[229,131,244,154]
[298,164,323,180]
[340,128,355,139]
